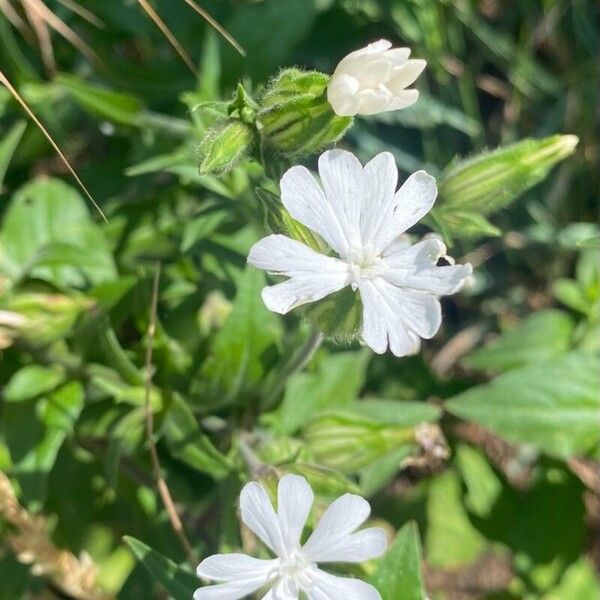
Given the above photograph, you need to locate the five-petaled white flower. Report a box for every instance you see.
[194,474,386,599]
[327,39,426,116]
[248,149,472,357]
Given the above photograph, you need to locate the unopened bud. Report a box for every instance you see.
[198,120,254,176]
[433,134,578,240]
[257,69,353,158]
[303,414,416,474]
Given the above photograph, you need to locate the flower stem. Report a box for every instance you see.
[263,327,323,410]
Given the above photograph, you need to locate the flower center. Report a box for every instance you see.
[272,551,317,595]
[345,245,386,288]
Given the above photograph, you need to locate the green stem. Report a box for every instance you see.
[263,327,323,410]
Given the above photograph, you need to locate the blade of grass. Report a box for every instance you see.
[180,0,245,56]
[0,0,27,31]
[55,0,104,28]
[0,70,107,222]
[22,0,56,72]
[23,0,99,64]
[136,0,197,76]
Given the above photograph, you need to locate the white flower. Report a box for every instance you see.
[248,149,472,357]
[194,474,386,600]
[327,40,426,116]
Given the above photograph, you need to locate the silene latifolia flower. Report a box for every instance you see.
[327,40,426,116]
[248,149,473,357]
[195,474,386,599]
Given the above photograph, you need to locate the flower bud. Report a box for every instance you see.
[303,414,416,474]
[257,69,353,158]
[197,119,254,176]
[5,293,92,345]
[432,134,578,240]
[327,39,426,116]
[255,187,325,253]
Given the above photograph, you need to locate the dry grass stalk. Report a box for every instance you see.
[0,471,114,600]
[136,0,198,76]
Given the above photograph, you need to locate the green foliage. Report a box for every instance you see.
[0,0,598,598]
[0,178,116,286]
[447,352,600,459]
[369,522,426,600]
[124,537,198,600]
[462,310,575,372]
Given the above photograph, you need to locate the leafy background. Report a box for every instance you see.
[0,0,599,598]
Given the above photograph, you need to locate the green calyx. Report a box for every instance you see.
[257,68,353,159]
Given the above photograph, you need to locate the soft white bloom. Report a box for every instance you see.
[248,149,472,357]
[327,39,426,116]
[194,474,386,600]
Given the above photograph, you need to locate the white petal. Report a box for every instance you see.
[197,554,277,581]
[356,88,393,115]
[248,235,350,314]
[374,170,437,252]
[240,482,285,556]
[383,238,473,295]
[280,166,350,255]
[336,39,392,75]
[194,573,272,600]
[305,569,382,600]
[304,528,387,564]
[261,579,298,600]
[261,274,349,314]
[383,47,411,67]
[248,235,346,274]
[354,58,391,88]
[327,74,361,116]
[360,152,398,247]
[302,494,371,561]
[359,279,440,357]
[277,475,314,553]
[318,150,365,251]
[387,89,419,111]
[387,59,427,93]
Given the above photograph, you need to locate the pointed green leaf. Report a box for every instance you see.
[462,310,575,373]
[447,352,600,459]
[123,536,198,600]
[370,522,426,600]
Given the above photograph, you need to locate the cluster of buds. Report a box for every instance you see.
[197,40,426,176]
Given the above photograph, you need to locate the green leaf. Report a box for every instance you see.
[0,120,26,190]
[3,381,84,505]
[370,522,426,600]
[56,73,144,126]
[541,559,600,600]
[4,365,65,403]
[0,178,116,286]
[578,235,600,249]
[268,350,371,434]
[370,91,481,136]
[332,399,442,427]
[462,310,575,372]
[89,367,163,411]
[425,471,487,568]
[200,267,282,404]
[164,397,231,479]
[123,536,198,600]
[455,444,502,519]
[428,208,501,242]
[222,0,317,84]
[447,352,600,459]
